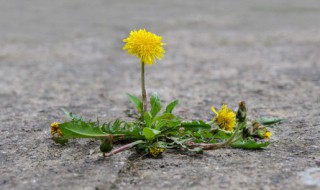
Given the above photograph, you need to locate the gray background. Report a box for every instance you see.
[0,0,320,189]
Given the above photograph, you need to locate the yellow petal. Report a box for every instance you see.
[211,107,218,115]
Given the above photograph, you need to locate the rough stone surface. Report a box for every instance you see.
[1,0,320,189]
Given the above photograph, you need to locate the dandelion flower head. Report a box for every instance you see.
[122,29,166,65]
[264,131,272,139]
[149,147,165,158]
[212,105,236,131]
[51,122,62,136]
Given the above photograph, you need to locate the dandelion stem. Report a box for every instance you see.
[141,61,147,115]
[186,123,243,150]
[103,140,145,157]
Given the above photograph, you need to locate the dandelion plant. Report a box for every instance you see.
[50,29,282,158]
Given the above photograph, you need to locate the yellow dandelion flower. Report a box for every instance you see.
[212,105,236,131]
[50,122,62,136]
[149,147,165,158]
[123,29,166,65]
[264,131,272,139]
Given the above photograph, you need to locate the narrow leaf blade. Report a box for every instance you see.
[165,100,179,113]
[231,139,270,149]
[127,94,143,113]
[154,113,176,121]
[256,117,283,125]
[181,120,211,131]
[53,136,68,145]
[150,92,162,118]
[144,112,153,128]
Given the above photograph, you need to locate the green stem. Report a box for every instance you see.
[115,135,145,142]
[141,61,147,115]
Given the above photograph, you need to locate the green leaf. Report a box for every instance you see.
[256,117,283,126]
[127,94,143,113]
[144,112,153,128]
[53,136,68,145]
[150,92,162,118]
[154,113,176,121]
[122,123,144,137]
[62,109,83,120]
[197,130,214,138]
[181,120,211,131]
[188,147,203,153]
[59,120,108,139]
[103,120,143,138]
[154,120,168,130]
[103,119,123,133]
[231,138,270,149]
[167,137,192,149]
[192,129,214,143]
[153,141,175,149]
[212,129,233,140]
[167,120,182,128]
[143,127,161,141]
[165,100,179,113]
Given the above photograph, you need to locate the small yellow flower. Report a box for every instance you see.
[212,105,236,131]
[50,122,62,136]
[149,147,165,158]
[123,29,166,65]
[264,131,272,139]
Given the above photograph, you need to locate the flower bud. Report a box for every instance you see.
[236,101,247,122]
[100,136,113,153]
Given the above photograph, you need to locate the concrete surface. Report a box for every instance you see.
[0,0,320,189]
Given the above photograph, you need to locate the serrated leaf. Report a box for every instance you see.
[112,119,122,132]
[62,109,83,120]
[59,120,108,139]
[127,94,143,113]
[102,121,112,133]
[231,139,270,149]
[103,119,123,133]
[122,124,143,137]
[165,100,179,113]
[181,120,211,131]
[143,127,161,141]
[103,120,143,138]
[256,117,283,126]
[150,92,162,117]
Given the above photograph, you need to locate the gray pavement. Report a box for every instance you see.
[1,0,320,189]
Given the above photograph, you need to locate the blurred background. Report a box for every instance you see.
[0,0,320,189]
[1,0,319,112]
